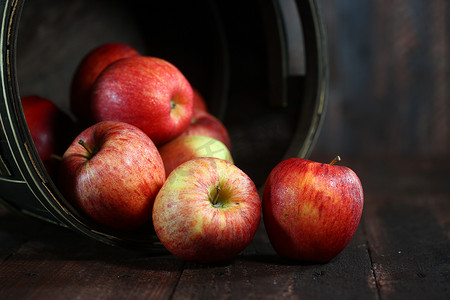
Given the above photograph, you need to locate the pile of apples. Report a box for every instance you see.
[21,43,364,264]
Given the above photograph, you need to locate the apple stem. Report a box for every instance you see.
[211,185,221,206]
[329,155,341,165]
[78,139,94,156]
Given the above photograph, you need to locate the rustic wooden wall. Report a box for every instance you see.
[312,0,449,160]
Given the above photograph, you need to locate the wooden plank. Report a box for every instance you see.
[172,207,378,299]
[0,253,183,299]
[1,157,449,299]
[360,158,450,299]
[0,207,184,299]
[0,205,44,262]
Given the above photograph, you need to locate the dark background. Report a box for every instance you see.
[14,0,449,184]
[312,0,449,161]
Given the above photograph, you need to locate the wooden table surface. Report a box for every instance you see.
[0,155,448,299]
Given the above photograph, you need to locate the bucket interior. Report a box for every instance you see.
[0,0,327,249]
[16,0,311,186]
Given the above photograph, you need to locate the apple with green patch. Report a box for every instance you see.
[152,157,261,263]
[158,135,233,177]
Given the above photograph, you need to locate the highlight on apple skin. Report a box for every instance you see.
[90,56,194,146]
[57,121,166,231]
[262,157,364,263]
[152,157,262,263]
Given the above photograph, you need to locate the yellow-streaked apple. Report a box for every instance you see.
[58,121,165,231]
[152,157,261,263]
[262,156,364,263]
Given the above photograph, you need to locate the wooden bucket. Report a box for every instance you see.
[0,0,328,250]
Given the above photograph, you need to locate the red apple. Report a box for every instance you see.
[152,157,261,263]
[91,56,194,146]
[262,156,364,263]
[21,95,75,176]
[70,43,140,123]
[193,88,208,112]
[178,110,231,150]
[158,135,233,177]
[58,121,166,231]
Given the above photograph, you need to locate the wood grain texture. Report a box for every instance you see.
[1,157,448,299]
[357,158,450,299]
